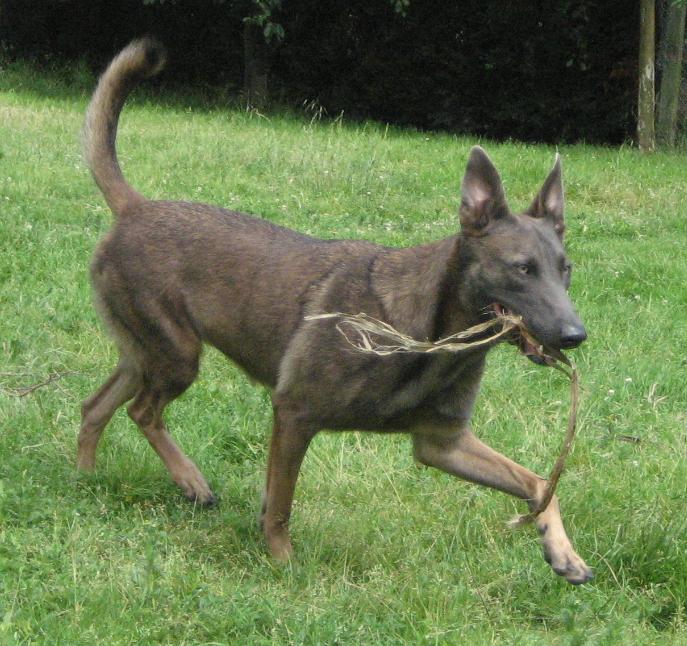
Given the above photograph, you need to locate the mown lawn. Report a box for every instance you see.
[1,62,686,644]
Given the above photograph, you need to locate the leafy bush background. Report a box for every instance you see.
[1,0,636,143]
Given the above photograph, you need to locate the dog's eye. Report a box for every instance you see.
[517,264,531,275]
[562,262,572,274]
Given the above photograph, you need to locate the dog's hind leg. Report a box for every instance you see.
[261,399,317,562]
[126,343,216,506]
[413,427,593,585]
[78,359,140,471]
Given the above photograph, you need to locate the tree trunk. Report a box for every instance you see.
[638,0,656,151]
[656,1,686,147]
[243,22,269,110]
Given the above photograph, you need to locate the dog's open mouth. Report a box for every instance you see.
[491,303,548,365]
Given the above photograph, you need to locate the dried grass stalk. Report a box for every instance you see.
[306,311,523,355]
[306,311,579,526]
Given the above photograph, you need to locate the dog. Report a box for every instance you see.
[78,38,593,584]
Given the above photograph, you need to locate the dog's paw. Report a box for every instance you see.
[185,489,218,507]
[542,536,593,585]
[267,533,293,564]
[263,517,294,564]
[174,466,217,507]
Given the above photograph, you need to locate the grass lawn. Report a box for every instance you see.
[1,62,686,644]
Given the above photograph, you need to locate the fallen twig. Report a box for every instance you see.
[2,371,81,397]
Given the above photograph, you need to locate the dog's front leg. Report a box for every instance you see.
[413,426,593,584]
[262,400,317,562]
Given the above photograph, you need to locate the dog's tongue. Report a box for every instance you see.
[520,336,547,364]
[493,303,548,364]
[521,337,540,355]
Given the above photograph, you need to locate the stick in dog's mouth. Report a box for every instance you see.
[491,303,549,365]
[306,311,524,356]
[307,309,560,367]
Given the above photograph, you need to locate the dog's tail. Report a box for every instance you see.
[83,38,166,217]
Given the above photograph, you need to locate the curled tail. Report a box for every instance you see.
[83,38,166,216]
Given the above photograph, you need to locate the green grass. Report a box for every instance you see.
[1,62,687,645]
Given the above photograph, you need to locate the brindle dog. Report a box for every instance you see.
[78,39,592,584]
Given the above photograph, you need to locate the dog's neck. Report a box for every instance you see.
[432,236,482,339]
[372,236,477,341]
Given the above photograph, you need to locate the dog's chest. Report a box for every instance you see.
[301,350,486,432]
[373,351,485,425]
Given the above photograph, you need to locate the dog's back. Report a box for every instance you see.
[92,198,382,385]
[84,39,383,386]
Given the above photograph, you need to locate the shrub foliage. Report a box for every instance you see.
[0,0,637,143]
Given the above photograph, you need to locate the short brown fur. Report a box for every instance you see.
[79,39,592,584]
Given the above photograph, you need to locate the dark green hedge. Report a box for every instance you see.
[276,0,637,143]
[1,0,637,143]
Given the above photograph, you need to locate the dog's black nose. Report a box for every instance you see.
[559,324,587,349]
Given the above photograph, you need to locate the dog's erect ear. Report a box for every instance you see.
[459,146,508,235]
[526,154,565,239]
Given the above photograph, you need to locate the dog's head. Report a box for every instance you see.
[456,146,586,360]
